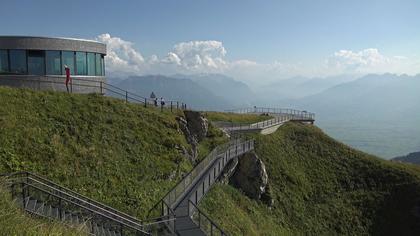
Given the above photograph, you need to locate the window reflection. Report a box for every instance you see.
[87,52,95,76]
[28,50,45,75]
[46,51,61,75]
[9,50,27,74]
[61,51,75,75]
[76,52,87,75]
[0,50,9,74]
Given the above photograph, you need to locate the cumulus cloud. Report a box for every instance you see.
[166,40,228,71]
[96,33,419,82]
[96,34,145,74]
[326,48,415,74]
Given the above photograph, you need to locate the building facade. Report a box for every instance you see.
[0,36,106,93]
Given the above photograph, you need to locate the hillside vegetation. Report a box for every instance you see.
[0,181,87,235]
[0,86,199,220]
[200,123,420,235]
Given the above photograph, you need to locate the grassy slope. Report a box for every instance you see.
[204,111,272,124]
[200,122,420,235]
[0,86,195,220]
[0,181,87,235]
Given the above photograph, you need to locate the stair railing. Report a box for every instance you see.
[3,172,150,235]
[188,200,226,236]
[4,175,150,235]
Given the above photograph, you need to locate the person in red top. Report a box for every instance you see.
[64,65,71,93]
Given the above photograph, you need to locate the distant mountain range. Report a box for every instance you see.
[108,72,420,159]
[173,74,256,107]
[287,73,420,158]
[392,152,420,165]
[109,74,255,110]
[254,75,357,101]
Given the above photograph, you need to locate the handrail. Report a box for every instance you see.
[0,76,189,110]
[4,171,143,226]
[11,179,150,235]
[188,200,226,236]
[224,107,315,120]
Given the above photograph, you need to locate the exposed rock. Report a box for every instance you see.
[229,152,272,205]
[184,110,208,142]
[219,157,239,184]
[176,111,208,161]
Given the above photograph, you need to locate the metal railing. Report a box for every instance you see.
[221,115,293,133]
[2,172,151,235]
[147,138,254,235]
[225,107,315,120]
[0,76,188,112]
[189,200,226,236]
[188,139,254,206]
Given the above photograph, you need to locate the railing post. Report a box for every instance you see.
[21,182,26,208]
[59,198,62,220]
[198,210,201,227]
[195,190,198,205]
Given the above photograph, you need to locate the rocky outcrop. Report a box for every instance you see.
[184,110,208,142]
[229,152,273,206]
[177,111,209,161]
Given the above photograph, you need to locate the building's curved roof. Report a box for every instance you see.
[0,36,106,54]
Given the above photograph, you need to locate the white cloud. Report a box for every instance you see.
[168,40,228,71]
[96,33,420,82]
[326,48,417,74]
[96,33,146,74]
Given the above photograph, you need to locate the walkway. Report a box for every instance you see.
[151,107,315,235]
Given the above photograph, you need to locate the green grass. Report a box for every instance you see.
[0,180,87,236]
[0,86,195,219]
[200,122,420,235]
[204,111,273,124]
[196,123,228,161]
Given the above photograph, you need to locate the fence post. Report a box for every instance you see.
[100,81,103,94]
[171,101,173,112]
[144,98,147,107]
[125,91,128,103]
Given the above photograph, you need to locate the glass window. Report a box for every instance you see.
[0,50,9,74]
[46,51,61,75]
[61,51,75,75]
[9,50,27,74]
[101,55,105,76]
[95,53,102,76]
[87,52,95,76]
[28,50,45,75]
[76,52,87,75]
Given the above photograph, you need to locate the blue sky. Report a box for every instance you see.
[1,0,420,82]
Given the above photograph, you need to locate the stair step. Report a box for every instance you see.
[43,204,52,217]
[26,199,37,212]
[24,196,31,208]
[34,201,45,215]
[51,207,59,219]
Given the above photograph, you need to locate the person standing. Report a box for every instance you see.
[64,65,71,93]
[160,97,165,111]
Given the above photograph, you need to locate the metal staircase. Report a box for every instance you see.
[2,172,156,236]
